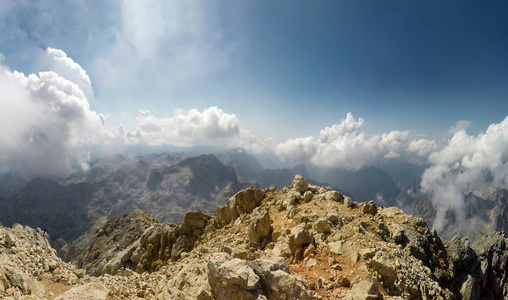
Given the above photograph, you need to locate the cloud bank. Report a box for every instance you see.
[0,48,255,178]
[276,112,508,236]
[421,117,508,232]
[124,106,240,146]
[276,113,418,169]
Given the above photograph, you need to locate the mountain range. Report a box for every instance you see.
[1,148,507,247]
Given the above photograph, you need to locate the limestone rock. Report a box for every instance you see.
[207,253,262,300]
[291,174,309,193]
[54,282,109,300]
[325,191,344,203]
[5,233,16,248]
[289,223,314,261]
[303,191,313,203]
[346,277,381,300]
[360,201,378,215]
[217,187,266,224]
[314,218,332,234]
[370,250,397,282]
[247,208,272,243]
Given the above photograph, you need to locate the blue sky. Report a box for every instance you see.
[0,0,507,178]
[1,0,507,138]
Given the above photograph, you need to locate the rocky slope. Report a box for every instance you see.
[4,175,508,299]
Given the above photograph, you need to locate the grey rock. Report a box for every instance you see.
[303,191,313,203]
[346,277,381,300]
[314,218,332,234]
[207,253,262,300]
[247,208,272,243]
[370,250,397,282]
[5,233,15,248]
[291,174,309,193]
[325,191,344,203]
[361,201,378,215]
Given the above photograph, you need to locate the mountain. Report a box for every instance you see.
[408,187,508,241]
[0,171,28,199]
[0,153,242,241]
[4,175,508,299]
[0,178,95,241]
[307,165,400,206]
[215,148,264,181]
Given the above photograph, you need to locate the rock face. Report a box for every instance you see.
[5,174,508,299]
[75,210,215,276]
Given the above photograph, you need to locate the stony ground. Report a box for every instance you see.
[2,175,508,299]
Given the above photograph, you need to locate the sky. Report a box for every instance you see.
[1,0,508,234]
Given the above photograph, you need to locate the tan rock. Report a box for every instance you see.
[53,282,109,300]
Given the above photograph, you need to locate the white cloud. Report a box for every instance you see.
[124,106,240,147]
[379,130,409,158]
[277,113,381,169]
[0,64,104,177]
[447,120,471,135]
[276,136,317,165]
[407,139,437,157]
[229,129,276,155]
[37,47,94,99]
[421,116,508,233]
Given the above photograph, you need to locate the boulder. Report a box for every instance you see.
[325,191,344,203]
[217,187,266,225]
[303,191,313,203]
[289,223,314,261]
[346,277,381,300]
[291,174,309,193]
[180,211,212,235]
[207,253,262,300]
[370,251,397,283]
[360,201,378,215]
[5,233,16,248]
[247,208,272,244]
[314,218,332,234]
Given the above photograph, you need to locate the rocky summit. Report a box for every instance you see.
[2,175,508,299]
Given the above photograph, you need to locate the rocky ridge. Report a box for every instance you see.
[2,175,508,299]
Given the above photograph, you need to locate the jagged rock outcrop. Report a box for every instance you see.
[74,209,216,276]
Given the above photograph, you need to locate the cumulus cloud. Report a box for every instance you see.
[447,120,472,135]
[277,113,381,169]
[0,63,104,177]
[407,139,438,157]
[123,106,240,147]
[37,47,94,99]
[421,116,508,233]
[276,136,317,165]
[379,130,409,158]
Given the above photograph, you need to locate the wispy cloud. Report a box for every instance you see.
[93,0,238,94]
